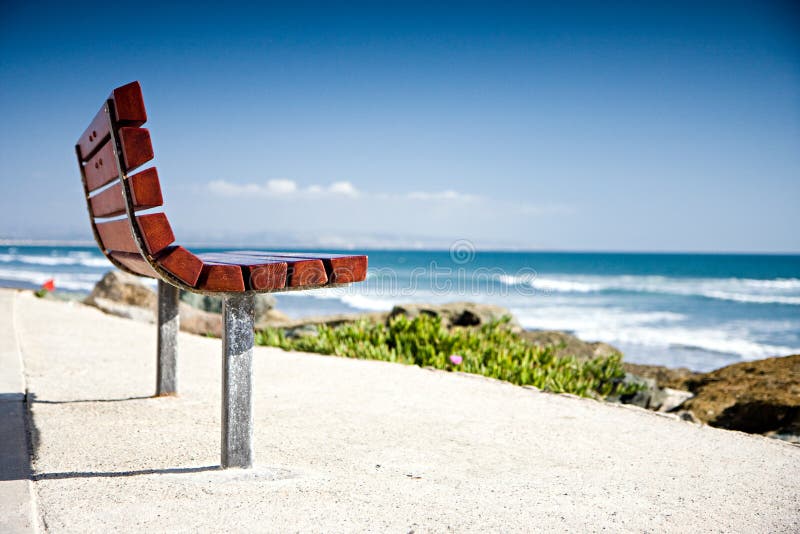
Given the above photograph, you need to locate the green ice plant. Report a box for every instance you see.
[256,314,640,399]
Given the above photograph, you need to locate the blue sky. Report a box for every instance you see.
[1,0,798,252]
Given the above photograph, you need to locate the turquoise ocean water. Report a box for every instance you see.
[2,245,798,371]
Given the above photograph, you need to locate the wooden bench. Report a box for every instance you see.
[75,81,367,469]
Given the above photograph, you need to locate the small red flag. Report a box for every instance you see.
[42,279,55,292]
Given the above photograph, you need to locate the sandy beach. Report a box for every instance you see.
[1,288,799,532]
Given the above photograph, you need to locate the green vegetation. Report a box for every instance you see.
[256,314,640,399]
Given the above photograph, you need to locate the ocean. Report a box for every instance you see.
[2,244,798,372]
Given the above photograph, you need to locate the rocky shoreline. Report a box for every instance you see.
[77,271,800,444]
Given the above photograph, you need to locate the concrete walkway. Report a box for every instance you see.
[0,290,37,533]
[2,289,799,532]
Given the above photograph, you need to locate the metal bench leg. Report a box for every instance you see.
[156,280,180,396]
[221,292,255,468]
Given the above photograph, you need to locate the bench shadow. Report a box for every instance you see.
[31,395,153,405]
[0,393,34,482]
[15,392,219,483]
[34,465,220,481]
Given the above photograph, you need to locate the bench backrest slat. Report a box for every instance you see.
[90,168,164,218]
[77,83,147,161]
[95,213,174,256]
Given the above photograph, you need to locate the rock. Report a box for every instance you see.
[254,294,277,321]
[178,303,222,337]
[180,291,277,322]
[85,297,156,324]
[610,373,658,409]
[256,310,388,334]
[256,308,291,326]
[608,374,693,412]
[622,362,701,390]
[520,330,621,361]
[84,270,157,309]
[388,302,519,330]
[653,388,695,413]
[179,292,222,314]
[85,270,222,337]
[674,410,700,424]
[680,354,800,436]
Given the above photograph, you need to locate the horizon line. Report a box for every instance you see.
[1,238,798,256]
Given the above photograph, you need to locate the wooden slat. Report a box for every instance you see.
[325,255,367,283]
[109,251,159,278]
[111,81,147,125]
[83,141,118,191]
[286,258,327,287]
[77,81,146,161]
[119,127,154,171]
[247,262,288,291]
[89,168,163,218]
[228,252,327,287]
[235,251,366,284]
[137,213,175,255]
[95,219,135,252]
[157,246,204,287]
[197,263,245,292]
[95,213,174,255]
[197,253,288,291]
[77,107,111,161]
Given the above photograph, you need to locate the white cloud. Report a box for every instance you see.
[406,189,478,202]
[207,179,478,203]
[328,181,359,197]
[208,179,360,198]
[264,179,297,194]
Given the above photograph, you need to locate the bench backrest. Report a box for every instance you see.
[75,82,204,287]
[76,82,367,293]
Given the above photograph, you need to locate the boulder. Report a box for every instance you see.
[520,330,620,362]
[680,354,800,437]
[85,270,222,337]
[388,302,519,330]
[180,291,277,323]
[84,270,157,309]
[622,362,701,390]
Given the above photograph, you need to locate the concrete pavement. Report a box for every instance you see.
[2,289,799,532]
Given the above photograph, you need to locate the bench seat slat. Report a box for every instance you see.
[197,263,246,292]
[157,246,204,287]
[90,168,164,218]
[198,252,327,288]
[196,253,289,291]
[233,251,367,284]
[215,251,327,286]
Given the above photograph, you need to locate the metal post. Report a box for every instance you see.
[221,292,255,468]
[156,280,180,396]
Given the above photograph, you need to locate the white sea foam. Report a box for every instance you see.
[701,291,800,305]
[496,274,800,305]
[514,305,800,361]
[340,294,396,311]
[0,268,100,292]
[0,252,111,269]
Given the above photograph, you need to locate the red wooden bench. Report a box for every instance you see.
[75,81,367,468]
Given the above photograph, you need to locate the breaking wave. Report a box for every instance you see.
[496,274,800,305]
